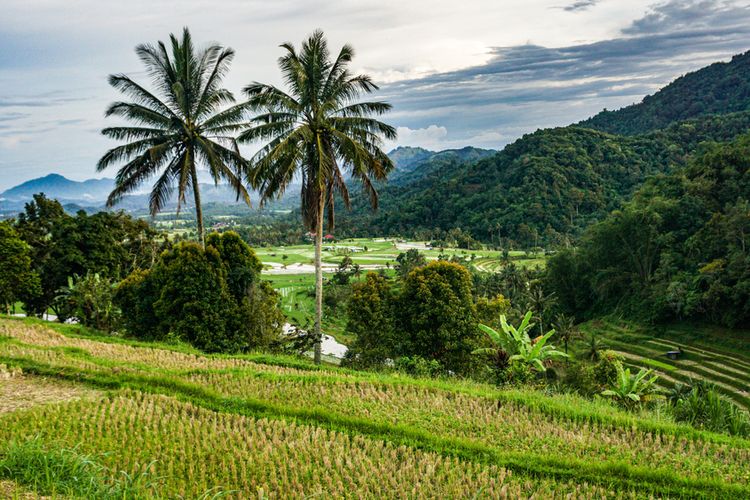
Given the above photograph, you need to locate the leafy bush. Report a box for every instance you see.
[394,355,443,378]
[57,273,120,332]
[601,362,660,410]
[114,233,282,352]
[474,311,567,383]
[670,382,750,437]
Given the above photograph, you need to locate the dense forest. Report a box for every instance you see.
[338,110,750,245]
[547,133,750,328]
[580,50,750,135]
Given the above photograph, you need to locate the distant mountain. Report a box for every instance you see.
[0,173,298,215]
[579,50,750,135]
[388,146,435,171]
[1,174,115,203]
[386,146,496,186]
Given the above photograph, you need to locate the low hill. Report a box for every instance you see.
[0,316,748,497]
[580,50,750,135]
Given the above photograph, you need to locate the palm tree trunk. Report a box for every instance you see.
[190,166,205,248]
[313,192,324,364]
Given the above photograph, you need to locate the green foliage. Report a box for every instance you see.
[581,51,750,135]
[475,311,568,377]
[395,248,427,278]
[0,221,39,313]
[397,261,478,373]
[342,272,396,368]
[114,235,282,352]
[57,273,119,332]
[14,194,164,318]
[670,382,750,437]
[601,362,660,409]
[394,355,443,378]
[547,133,750,327]
[97,28,250,243]
[0,437,158,497]
[240,30,396,364]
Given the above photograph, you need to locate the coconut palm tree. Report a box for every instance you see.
[552,313,578,354]
[240,30,395,363]
[97,28,250,247]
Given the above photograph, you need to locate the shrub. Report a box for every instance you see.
[397,261,478,373]
[670,382,750,437]
[394,355,443,378]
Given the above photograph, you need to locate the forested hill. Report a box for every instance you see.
[579,50,750,135]
[339,110,750,245]
[338,51,750,245]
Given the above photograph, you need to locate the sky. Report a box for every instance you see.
[1,0,750,190]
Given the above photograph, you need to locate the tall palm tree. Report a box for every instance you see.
[97,28,250,247]
[240,30,395,363]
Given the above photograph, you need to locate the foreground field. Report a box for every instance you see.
[1,316,749,498]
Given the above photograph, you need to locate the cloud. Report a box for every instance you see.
[386,125,448,150]
[562,0,601,12]
[382,0,750,149]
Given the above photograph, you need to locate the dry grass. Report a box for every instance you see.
[0,374,101,414]
[0,480,46,499]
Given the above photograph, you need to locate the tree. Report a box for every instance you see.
[475,311,568,375]
[343,272,396,367]
[0,221,39,313]
[584,333,607,361]
[395,248,427,279]
[601,362,660,409]
[97,27,250,247]
[115,235,282,352]
[57,273,119,332]
[552,314,577,354]
[240,30,396,363]
[397,261,478,373]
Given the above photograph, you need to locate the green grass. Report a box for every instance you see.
[1,316,749,497]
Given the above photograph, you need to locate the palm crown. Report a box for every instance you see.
[97,28,250,245]
[239,29,396,229]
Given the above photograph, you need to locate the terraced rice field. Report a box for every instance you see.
[580,320,750,411]
[1,316,749,498]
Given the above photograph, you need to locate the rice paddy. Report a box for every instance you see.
[1,316,748,498]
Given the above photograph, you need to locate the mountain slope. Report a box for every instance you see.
[579,50,750,135]
[339,51,750,244]
[1,174,114,203]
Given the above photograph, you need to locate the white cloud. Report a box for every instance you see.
[387,125,449,151]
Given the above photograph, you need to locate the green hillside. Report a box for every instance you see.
[1,316,749,498]
[580,51,750,135]
[579,319,750,412]
[341,110,750,244]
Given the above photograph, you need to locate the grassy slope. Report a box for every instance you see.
[0,316,749,498]
[578,318,750,411]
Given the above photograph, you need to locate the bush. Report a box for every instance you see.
[670,382,750,437]
[397,261,479,374]
[394,355,443,378]
[114,234,283,353]
[57,272,120,332]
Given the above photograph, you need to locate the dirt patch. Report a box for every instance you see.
[0,480,46,499]
[0,373,101,414]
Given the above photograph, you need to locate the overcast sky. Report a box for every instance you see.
[1,0,750,190]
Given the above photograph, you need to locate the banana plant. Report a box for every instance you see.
[474,311,568,373]
[601,362,660,408]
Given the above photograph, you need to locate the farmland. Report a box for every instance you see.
[579,319,750,412]
[1,316,749,498]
